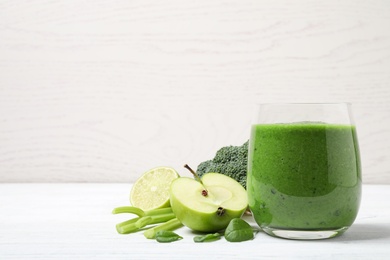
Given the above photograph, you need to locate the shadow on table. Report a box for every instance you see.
[333,223,390,242]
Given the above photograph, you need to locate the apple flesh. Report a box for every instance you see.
[169,173,248,232]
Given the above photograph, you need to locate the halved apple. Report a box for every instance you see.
[169,173,248,232]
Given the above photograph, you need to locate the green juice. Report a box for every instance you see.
[247,123,361,232]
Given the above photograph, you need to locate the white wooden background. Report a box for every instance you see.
[0,0,389,183]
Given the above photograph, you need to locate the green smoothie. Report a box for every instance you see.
[247,122,361,232]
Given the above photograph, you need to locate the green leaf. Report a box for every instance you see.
[155,230,183,243]
[224,218,254,242]
[193,233,222,243]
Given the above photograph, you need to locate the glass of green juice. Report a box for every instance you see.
[247,103,362,240]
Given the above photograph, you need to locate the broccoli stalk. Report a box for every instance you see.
[196,140,249,189]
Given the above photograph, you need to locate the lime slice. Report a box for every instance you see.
[130,166,180,211]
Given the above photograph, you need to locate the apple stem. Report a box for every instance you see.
[184,164,208,196]
[183,164,200,180]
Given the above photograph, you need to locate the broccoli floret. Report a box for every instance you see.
[196,140,249,189]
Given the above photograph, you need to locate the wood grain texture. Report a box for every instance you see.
[0,0,389,183]
[1,183,390,259]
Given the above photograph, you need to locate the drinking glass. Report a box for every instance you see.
[247,103,362,240]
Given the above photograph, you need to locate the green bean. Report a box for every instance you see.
[112,206,145,217]
[144,218,183,239]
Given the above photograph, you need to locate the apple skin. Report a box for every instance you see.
[169,173,248,232]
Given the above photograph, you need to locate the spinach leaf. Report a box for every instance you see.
[193,233,222,243]
[224,218,254,242]
[155,230,183,243]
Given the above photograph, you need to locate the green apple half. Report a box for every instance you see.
[169,173,248,232]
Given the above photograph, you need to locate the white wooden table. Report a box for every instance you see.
[1,184,389,259]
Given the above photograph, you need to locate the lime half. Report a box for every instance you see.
[130,166,180,211]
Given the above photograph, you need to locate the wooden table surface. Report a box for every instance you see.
[1,183,389,259]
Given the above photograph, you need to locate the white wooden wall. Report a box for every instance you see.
[1,0,389,183]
